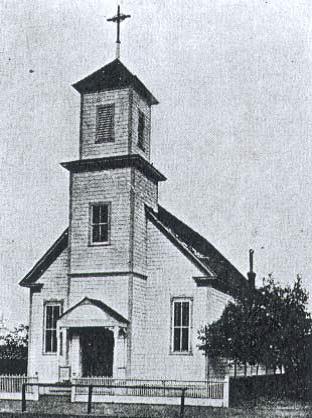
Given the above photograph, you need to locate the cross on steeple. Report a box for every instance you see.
[107,5,131,59]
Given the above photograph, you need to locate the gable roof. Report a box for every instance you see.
[20,207,248,297]
[59,297,129,325]
[146,205,248,297]
[19,229,68,288]
[72,59,159,106]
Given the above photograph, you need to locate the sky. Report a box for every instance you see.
[1,0,312,327]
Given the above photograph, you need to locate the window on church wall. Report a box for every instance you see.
[137,110,145,151]
[44,303,62,354]
[95,104,115,143]
[171,298,192,353]
[90,203,111,245]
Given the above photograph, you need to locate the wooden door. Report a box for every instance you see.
[80,328,114,377]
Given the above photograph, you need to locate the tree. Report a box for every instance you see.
[198,283,264,372]
[0,324,28,361]
[198,275,312,376]
[260,276,312,376]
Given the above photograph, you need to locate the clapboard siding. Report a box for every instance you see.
[130,276,147,377]
[80,89,130,159]
[139,220,230,381]
[69,168,132,274]
[69,275,129,320]
[141,220,205,380]
[28,248,69,382]
[206,287,232,324]
[80,88,152,161]
[132,169,158,275]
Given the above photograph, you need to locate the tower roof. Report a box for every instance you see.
[72,59,158,106]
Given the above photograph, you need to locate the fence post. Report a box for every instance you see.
[71,383,75,403]
[35,382,39,401]
[21,383,26,412]
[87,385,93,414]
[180,388,186,418]
[223,375,230,408]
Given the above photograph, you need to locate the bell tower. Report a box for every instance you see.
[61,7,165,279]
[72,5,157,162]
[72,58,158,162]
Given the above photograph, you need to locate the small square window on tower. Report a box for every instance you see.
[96,104,115,143]
[90,203,111,245]
[137,110,145,151]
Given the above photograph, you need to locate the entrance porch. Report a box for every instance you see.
[57,297,128,381]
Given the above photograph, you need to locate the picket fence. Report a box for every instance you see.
[0,375,38,400]
[72,377,225,398]
[0,375,229,407]
[71,377,229,407]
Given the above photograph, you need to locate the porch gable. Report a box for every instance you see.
[58,297,129,328]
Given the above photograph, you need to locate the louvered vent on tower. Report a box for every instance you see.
[96,104,115,143]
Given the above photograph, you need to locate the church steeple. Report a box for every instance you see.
[71,7,159,162]
[61,9,165,279]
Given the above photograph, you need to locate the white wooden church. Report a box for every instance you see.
[19,19,249,384]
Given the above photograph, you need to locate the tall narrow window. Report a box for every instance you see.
[172,299,191,353]
[90,203,111,245]
[137,110,145,151]
[44,303,61,354]
[96,104,115,143]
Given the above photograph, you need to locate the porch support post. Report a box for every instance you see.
[113,326,126,379]
[57,324,64,375]
[63,328,68,363]
[71,334,81,377]
[57,327,71,381]
[113,326,119,378]
[57,323,61,357]
[57,327,67,365]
